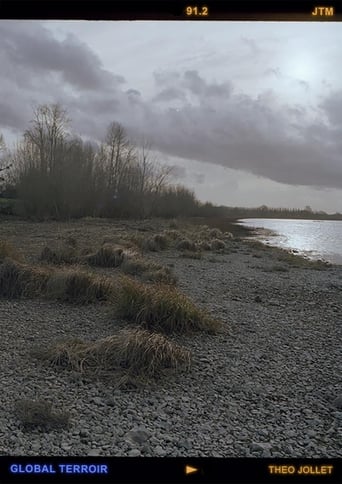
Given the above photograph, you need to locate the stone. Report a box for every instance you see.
[87,448,101,456]
[332,395,342,409]
[154,445,166,456]
[126,429,151,445]
[128,448,141,457]
[178,438,192,450]
[250,442,272,452]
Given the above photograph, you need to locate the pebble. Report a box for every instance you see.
[87,449,101,456]
[128,449,141,457]
[0,235,341,459]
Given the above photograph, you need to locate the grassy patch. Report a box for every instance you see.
[208,228,223,238]
[85,244,125,267]
[142,233,169,252]
[113,277,221,334]
[180,251,203,260]
[0,240,24,263]
[276,251,331,269]
[14,399,70,430]
[0,259,113,303]
[0,258,50,298]
[163,229,182,241]
[121,257,177,284]
[33,329,191,378]
[264,265,289,272]
[40,245,77,265]
[176,238,196,251]
[210,239,226,251]
[45,268,114,303]
[197,241,211,251]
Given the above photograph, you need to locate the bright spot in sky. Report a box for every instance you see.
[285,53,318,81]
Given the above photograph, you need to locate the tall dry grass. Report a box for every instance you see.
[113,277,221,334]
[0,258,114,303]
[32,329,191,378]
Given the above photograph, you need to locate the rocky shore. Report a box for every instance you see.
[0,218,341,457]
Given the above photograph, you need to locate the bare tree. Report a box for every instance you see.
[24,104,70,175]
[103,122,133,193]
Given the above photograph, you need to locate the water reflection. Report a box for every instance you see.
[238,219,342,265]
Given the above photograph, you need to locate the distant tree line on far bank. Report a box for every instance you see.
[0,104,341,221]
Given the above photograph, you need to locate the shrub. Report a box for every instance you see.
[14,399,70,430]
[33,329,191,378]
[113,277,221,334]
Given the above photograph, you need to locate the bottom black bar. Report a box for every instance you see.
[0,457,341,483]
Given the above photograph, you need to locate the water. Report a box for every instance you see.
[238,218,342,265]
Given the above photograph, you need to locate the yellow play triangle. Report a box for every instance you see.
[185,465,198,475]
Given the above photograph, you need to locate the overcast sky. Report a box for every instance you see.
[1,20,342,212]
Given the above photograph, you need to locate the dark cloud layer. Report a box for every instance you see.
[0,22,341,190]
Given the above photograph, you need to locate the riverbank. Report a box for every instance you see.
[0,217,341,457]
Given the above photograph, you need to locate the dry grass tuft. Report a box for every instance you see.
[180,251,203,260]
[0,240,24,263]
[141,267,177,285]
[142,233,169,252]
[46,268,114,303]
[0,257,114,303]
[113,277,221,334]
[121,257,177,285]
[176,238,196,251]
[197,241,211,251]
[40,245,77,265]
[0,258,50,298]
[14,399,70,430]
[33,329,191,378]
[85,244,125,267]
[211,239,226,251]
[163,230,181,240]
[208,228,223,238]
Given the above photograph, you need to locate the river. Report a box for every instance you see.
[238,218,342,265]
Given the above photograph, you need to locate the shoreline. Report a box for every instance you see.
[0,217,341,457]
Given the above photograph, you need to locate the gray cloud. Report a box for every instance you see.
[0,22,341,192]
[1,23,124,91]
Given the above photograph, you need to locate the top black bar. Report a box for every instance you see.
[0,0,341,20]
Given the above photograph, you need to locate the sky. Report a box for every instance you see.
[0,20,342,212]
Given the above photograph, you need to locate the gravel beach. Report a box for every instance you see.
[0,218,341,457]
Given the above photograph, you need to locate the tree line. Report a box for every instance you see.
[0,104,340,221]
[0,104,202,219]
